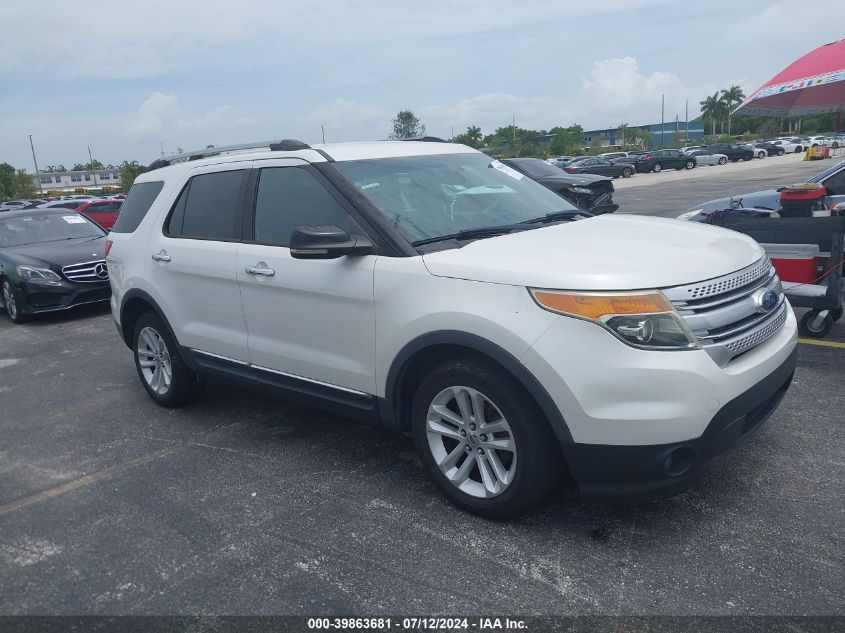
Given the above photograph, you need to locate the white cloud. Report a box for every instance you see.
[127,92,179,138]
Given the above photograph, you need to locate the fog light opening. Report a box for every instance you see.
[664,446,697,477]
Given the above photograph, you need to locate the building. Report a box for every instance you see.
[583,121,705,149]
[30,169,122,193]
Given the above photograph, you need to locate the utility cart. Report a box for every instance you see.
[715,215,845,338]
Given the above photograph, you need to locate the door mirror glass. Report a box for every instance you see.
[289,225,375,259]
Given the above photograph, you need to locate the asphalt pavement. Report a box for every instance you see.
[0,161,843,616]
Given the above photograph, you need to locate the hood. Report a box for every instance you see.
[536,173,611,187]
[690,189,781,214]
[2,236,107,270]
[422,215,764,290]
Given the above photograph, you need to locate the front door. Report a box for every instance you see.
[236,159,377,394]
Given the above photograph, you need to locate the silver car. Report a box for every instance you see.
[684,149,728,166]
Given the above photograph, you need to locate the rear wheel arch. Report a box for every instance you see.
[384,331,574,447]
[119,290,179,351]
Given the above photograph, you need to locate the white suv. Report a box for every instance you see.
[107,139,798,517]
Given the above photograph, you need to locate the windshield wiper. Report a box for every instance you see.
[411,224,529,247]
[519,209,592,224]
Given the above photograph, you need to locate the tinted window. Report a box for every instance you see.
[112,181,164,233]
[506,159,561,179]
[253,167,349,247]
[167,170,244,240]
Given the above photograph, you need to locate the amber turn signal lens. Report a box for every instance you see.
[531,290,673,320]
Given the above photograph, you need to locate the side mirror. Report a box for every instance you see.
[289,225,375,259]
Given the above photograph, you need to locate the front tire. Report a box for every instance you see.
[684,160,695,170]
[1,279,29,324]
[718,156,728,165]
[652,163,662,173]
[777,149,785,156]
[133,312,203,407]
[412,357,560,518]
[622,167,633,178]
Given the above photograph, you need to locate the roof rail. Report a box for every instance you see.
[145,139,316,171]
[398,136,448,143]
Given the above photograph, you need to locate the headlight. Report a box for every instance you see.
[567,186,593,194]
[16,265,63,285]
[529,289,699,351]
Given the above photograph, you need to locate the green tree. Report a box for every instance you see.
[0,163,16,199]
[452,125,483,148]
[720,85,746,136]
[617,122,630,148]
[548,125,584,155]
[700,92,723,136]
[389,109,425,139]
[119,160,146,191]
[11,169,35,199]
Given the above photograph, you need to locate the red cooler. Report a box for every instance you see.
[762,243,820,284]
[779,183,828,217]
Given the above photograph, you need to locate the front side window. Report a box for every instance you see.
[167,170,244,240]
[252,167,349,247]
[333,153,578,243]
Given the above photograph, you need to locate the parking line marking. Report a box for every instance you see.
[0,426,237,519]
[798,338,845,349]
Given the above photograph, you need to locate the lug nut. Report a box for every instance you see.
[460,429,467,437]
[477,448,484,455]
[469,423,476,431]
[480,434,487,442]
[465,445,472,453]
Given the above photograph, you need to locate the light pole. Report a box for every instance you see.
[660,94,665,148]
[88,146,98,190]
[29,134,43,195]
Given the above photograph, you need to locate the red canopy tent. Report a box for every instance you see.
[733,38,845,129]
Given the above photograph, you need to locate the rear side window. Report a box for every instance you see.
[252,167,349,247]
[166,170,245,240]
[111,181,164,233]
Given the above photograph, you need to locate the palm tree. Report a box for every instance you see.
[720,85,746,136]
[617,122,630,147]
[700,92,723,136]
[465,125,482,146]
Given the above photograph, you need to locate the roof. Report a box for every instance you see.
[136,140,478,185]
[0,207,75,220]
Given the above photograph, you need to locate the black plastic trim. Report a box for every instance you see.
[383,330,574,442]
[118,289,180,351]
[182,348,379,423]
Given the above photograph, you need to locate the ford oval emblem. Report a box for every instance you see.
[754,289,779,313]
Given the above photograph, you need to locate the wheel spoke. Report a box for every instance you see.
[452,388,472,423]
[138,358,156,368]
[431,404,464,427]
[427,419,463,441]
[483,437,515,452]
[479,418,507,434]
[450,452,475,484]
[438,443,465,470]
[476,453,499,497]
[470,390,487,425]
[486,449,511,484]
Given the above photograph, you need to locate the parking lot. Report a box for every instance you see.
[0,161,843,617]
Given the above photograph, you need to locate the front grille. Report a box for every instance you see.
[62,260,109,283]
[663,258,786,366]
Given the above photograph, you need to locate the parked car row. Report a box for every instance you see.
[0,195,123,230]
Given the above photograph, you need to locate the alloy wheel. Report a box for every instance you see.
[137,326,173,395]
[425,386,517,498]
[2,282,17,320]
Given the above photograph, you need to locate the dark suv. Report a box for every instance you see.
[633,149,696,173]
[707,143,754,162]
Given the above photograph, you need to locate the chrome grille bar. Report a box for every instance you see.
[62,260,109,283]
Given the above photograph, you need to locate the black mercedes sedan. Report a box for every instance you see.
[499,158,618,214]
[0,209,111,324]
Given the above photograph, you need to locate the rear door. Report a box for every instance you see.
[81,201,120,229]
[236,159,377,394]
[146,162,251,362]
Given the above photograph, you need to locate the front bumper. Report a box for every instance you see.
[20,279,111,314]
[562,347,797,500]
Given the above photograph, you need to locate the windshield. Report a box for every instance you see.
[0,213,103,247]
[333,153,579,243]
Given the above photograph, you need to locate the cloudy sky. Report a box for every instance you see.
[1,0,842,169]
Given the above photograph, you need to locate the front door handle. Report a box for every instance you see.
[151,250,171,262]
[245,264,275,277]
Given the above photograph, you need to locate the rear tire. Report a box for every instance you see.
[777,149,785,156]
[622,167,633,178]
[412,356,561,518]
[718,157,728,165]
[132,312,203,407]
[652,163,662,173]
[684,160,695,170]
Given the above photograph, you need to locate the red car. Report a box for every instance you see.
[75,199,122,230]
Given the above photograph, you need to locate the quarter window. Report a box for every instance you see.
[167,170,245,240]
[252,167,349,247]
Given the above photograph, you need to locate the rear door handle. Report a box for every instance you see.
[245,264,275,277]
[151,250,171,262]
